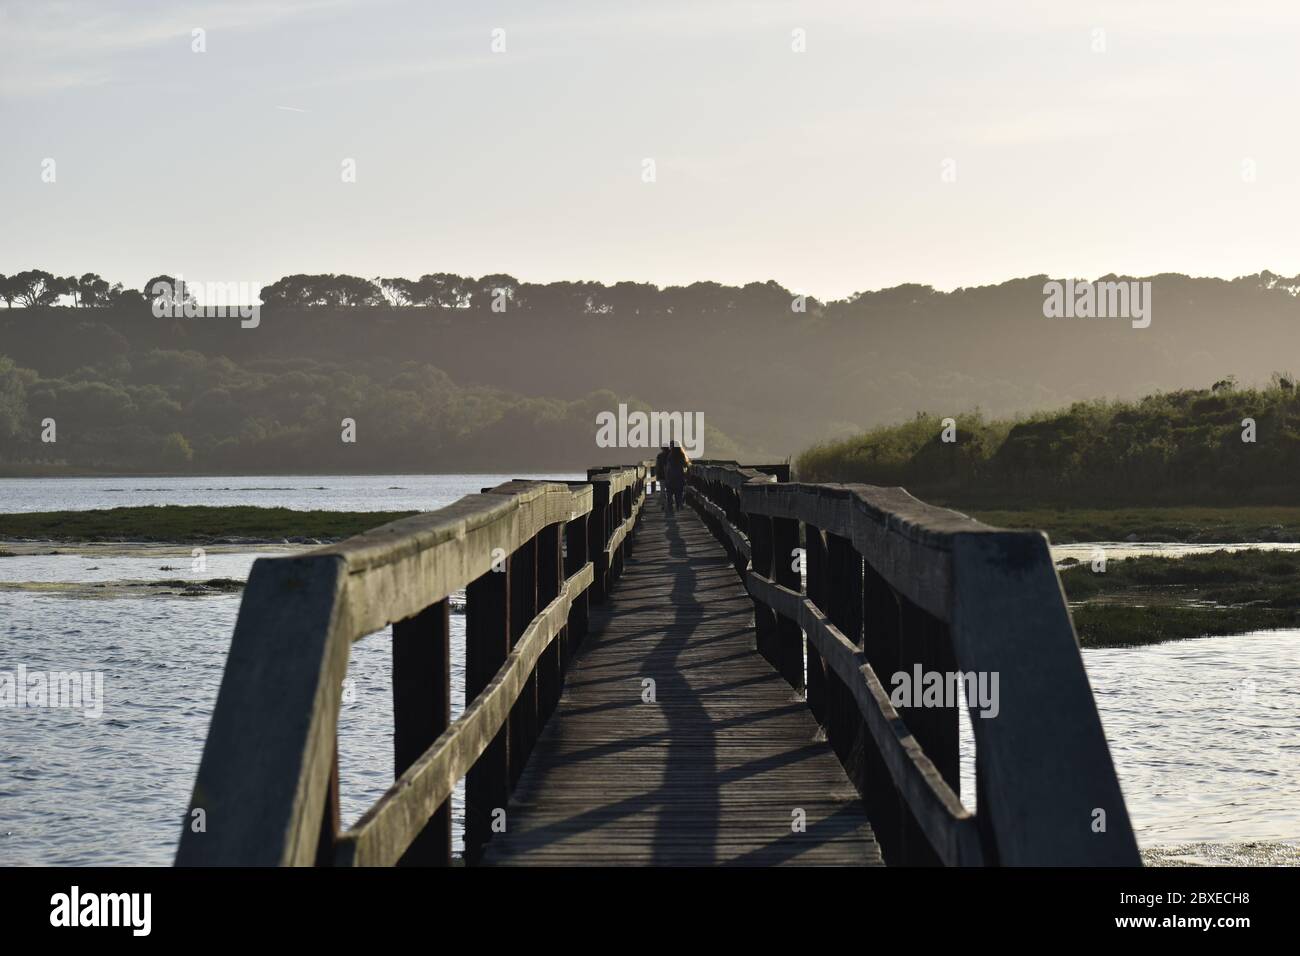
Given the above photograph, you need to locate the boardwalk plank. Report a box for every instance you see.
[480,495,882,866]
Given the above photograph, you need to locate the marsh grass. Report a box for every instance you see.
[0,506,418,543]
[968,505,1300,544]
[1061,549,1300,646]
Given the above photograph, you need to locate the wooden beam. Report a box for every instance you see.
[334,564,594,867]
[949,532,1141,865]
[745,571,984,866]
[392,600,452,866]
[175,554,350,866]
[740,482,989,621]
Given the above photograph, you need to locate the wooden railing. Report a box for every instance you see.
[175,465,648,866]
[685,461,1140,867]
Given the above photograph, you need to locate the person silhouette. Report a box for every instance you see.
[655,444,671,508]
[663,440,690,511]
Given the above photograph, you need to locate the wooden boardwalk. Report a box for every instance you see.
[480,493,882,866]
[180,461,1139,867]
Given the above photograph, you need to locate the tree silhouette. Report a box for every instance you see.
[260,274,383,308]
[73,273,112,307]
[144,275,193,311]
[10,270,62,307]
[594,281,658,316]
[413,273,470,308]
[377,277,417,306]
[470,273,519,312]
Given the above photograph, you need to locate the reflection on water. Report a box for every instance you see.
[1081,632,1299,845]
[0,550,287,586]
[1053,541,1300,564]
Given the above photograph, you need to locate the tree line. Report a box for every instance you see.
[8,266,1300,319]
[0,268,819,316]
[0,348,746,474]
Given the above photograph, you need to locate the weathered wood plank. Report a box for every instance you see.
[316,482,592,641]
[480,498,882,867]
[392,599,452,865]
[949,532,1141,865]
[685,486,751,562]
[744,571,984,866]
[740,482,988,620]
[175,467,636,868]
[176,554,350,866]
[334,562,594,867]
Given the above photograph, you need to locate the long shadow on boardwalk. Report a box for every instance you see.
[479,494,882,866]
[651,509,716,863]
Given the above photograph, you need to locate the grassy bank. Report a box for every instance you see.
[1070,605,1292,648]
[797,380,1300,506]
[968,505,1300,544]
[1060,549,1300,647]
[0,506,417,543]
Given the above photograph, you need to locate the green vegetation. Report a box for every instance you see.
[0,349,746,474]
[799,379,1300,506]
[0,506,417,543]
[1060,549,1300,647]
[1060,547,1300,603]
[152,578,245,592]
[1070,605,1292,648]
[970,506,1300,543]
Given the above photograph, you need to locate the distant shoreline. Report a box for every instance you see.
[6,502,1300,546]
[0,506,416,544]
[0,468,590,479]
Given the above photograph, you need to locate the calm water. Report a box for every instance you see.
[1052,541,1300,563]
[0,474,582,514]
[1,475,1297,864]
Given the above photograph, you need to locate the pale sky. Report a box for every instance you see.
[2,0,1298,301]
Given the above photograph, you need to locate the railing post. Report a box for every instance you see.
[508,537,539,787]
[893,598,955,866]
[826,533,869,810]
[391,599,452,865]
[771,515,805,691]
[610,488,626,582]
[465,560,511,864]
[862,561,905,864]
[804,524,829,727]
[589,481,610,603]
[749,509,778,669]
[536,524,563,726]
[313,738,340,867]
[565,511,589,650]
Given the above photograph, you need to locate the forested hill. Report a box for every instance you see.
[1,270,1298,474]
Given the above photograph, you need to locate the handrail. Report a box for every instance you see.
[176,465,647,867]
[748,573,984,865]
[334,561,593,866]
[685,463,1140,867]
